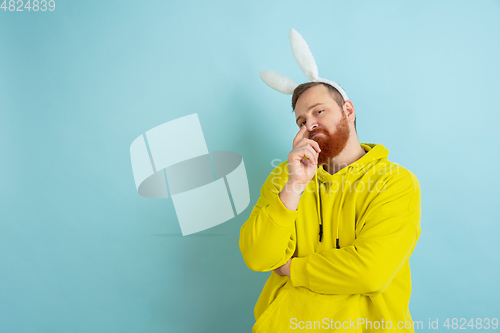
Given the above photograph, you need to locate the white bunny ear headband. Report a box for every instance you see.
[259,28,349,102]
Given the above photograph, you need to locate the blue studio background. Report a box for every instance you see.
[1,1,499,332]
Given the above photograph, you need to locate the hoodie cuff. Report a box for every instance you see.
[290,256,310,288]
[265,192,298,229]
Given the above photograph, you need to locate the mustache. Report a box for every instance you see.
[309,128,329,139]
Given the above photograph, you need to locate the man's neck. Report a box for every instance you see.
[322,137,366,175]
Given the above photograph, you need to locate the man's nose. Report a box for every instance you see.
[307,122,318,133]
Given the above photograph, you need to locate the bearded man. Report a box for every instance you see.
[239,81,422,332]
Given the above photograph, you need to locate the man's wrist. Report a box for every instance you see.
[278,181,308,211]
[284,180,308,194]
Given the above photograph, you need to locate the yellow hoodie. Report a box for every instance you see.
[239,143,421,332]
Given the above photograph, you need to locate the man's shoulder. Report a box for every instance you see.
[370,159,420,194]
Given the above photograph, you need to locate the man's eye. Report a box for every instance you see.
[317,110,323,114]
[301,121,306,126]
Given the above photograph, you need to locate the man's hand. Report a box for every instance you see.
[274,258,292,277]
[288,125,321,186]
[277,126,321,211]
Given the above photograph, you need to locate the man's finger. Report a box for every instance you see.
[296,138,321,154]
[291,146,316,165]
[292,125,307,148]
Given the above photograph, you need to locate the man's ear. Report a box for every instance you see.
[343,101,356,124]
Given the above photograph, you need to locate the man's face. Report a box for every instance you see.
[294,84,350,166]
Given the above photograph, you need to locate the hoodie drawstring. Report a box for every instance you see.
[314,167,323,242]
[315,165,353,248]
[335,166,352,249]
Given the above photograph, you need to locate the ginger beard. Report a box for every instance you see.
[309,111,350,167]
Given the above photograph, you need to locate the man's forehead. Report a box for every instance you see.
[296,92,332,113]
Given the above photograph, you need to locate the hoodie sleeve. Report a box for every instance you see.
[290,171,421,295]
[239,161,298,272]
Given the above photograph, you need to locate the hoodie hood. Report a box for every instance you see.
[316,143,390,183]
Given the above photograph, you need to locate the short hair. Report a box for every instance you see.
[291,81,356,130]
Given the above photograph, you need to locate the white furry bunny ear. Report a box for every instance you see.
[289,28,319,81]
[259,70,298,95]
[259,28,349,101]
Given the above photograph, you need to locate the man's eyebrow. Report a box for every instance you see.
[295,103,324,124]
